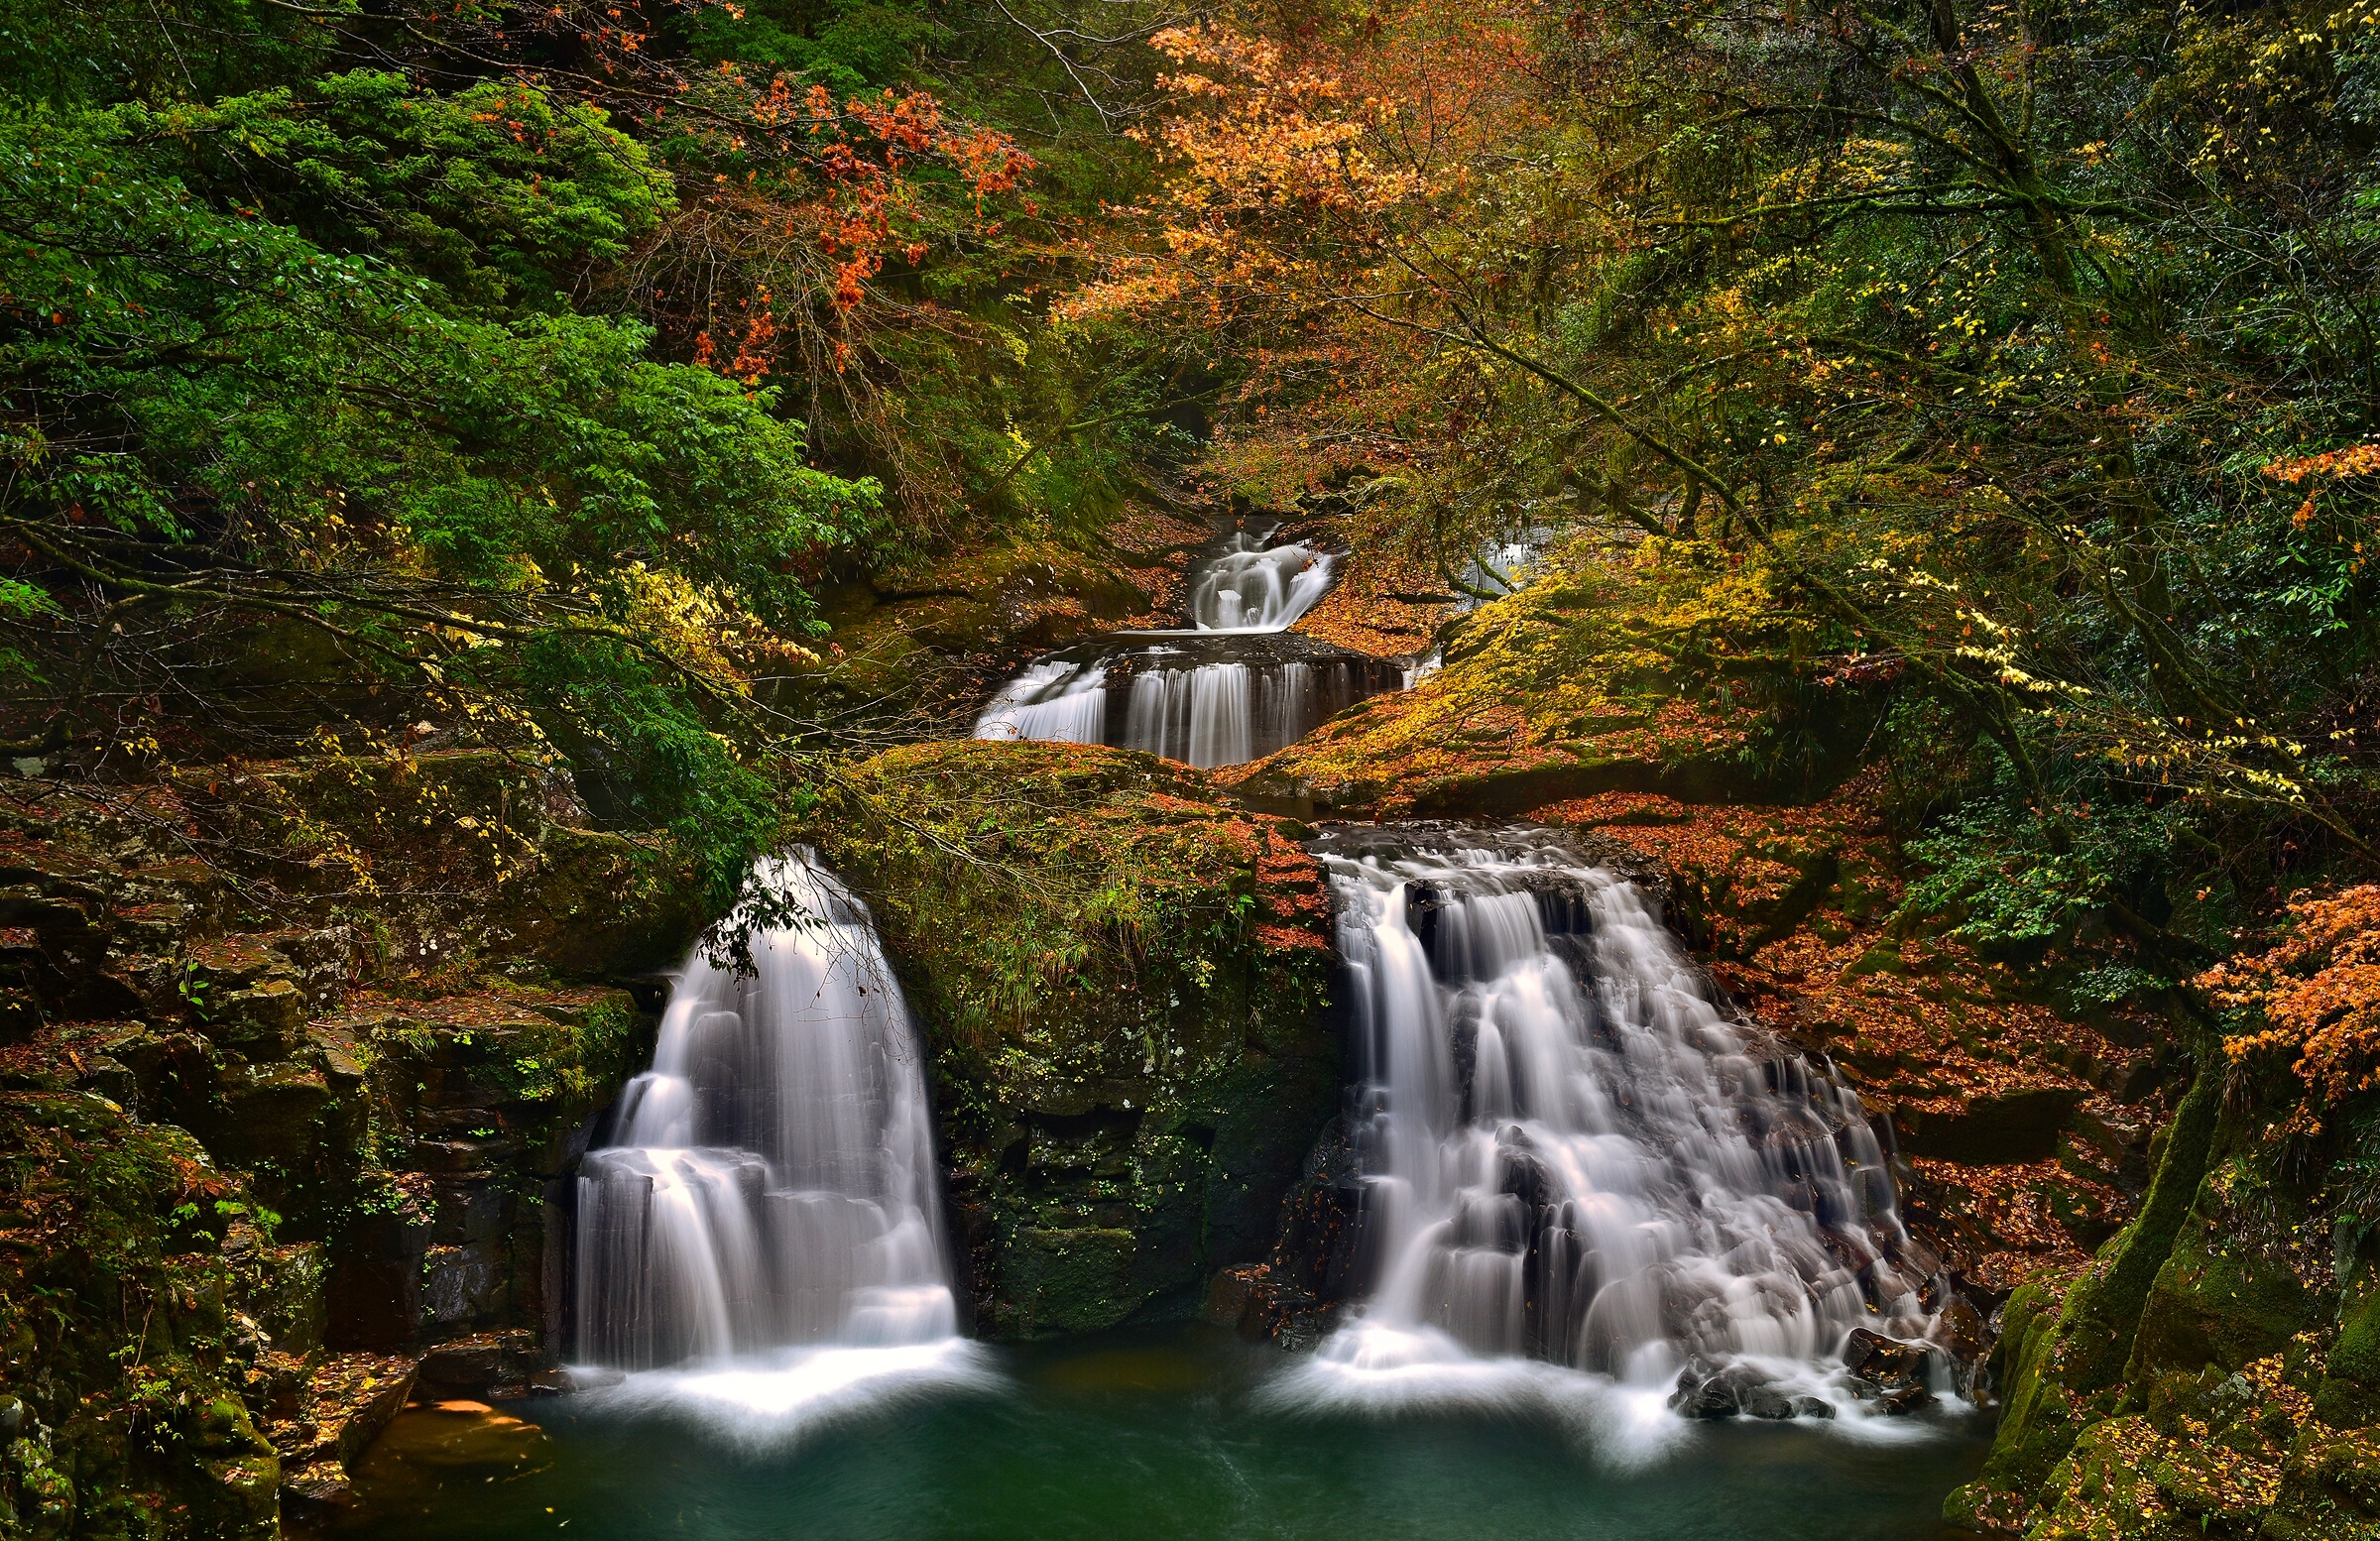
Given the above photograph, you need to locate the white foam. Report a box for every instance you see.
[1191,536,1336,632]
[573,1340,1000,1453]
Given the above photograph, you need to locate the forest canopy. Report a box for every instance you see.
[2,0,2375,980]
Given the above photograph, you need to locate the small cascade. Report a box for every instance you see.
[975,520,1397,769]
[973,660,1108,748]
[1290,826,1944,1420]
[974,638,1400,770]
[573,855,958,1371]
[1190,533,1335,631]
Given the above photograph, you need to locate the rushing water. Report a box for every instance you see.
[971,638,1397,769]
[351,840,1985,1541]
[350,1326,1984,1541]
[570,855,982,1424]
[973,525,1392,768]
[1188,533,1335,631]
[1286,826,1945,1418]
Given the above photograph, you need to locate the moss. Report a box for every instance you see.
[2125,1170,2316,1383]
[0,1089,298,1541]
[1222,534,1883,817]
[815,741,1341,1339]
[2316,1270,2380,1429]
[2024,1417,2197,1541]
[1948,1060,2224,1523]
[2264,1426,2380,1541]
[1001,1229,1143,1337]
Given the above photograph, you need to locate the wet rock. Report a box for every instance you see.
[1742,1384,1799,1420]
[1792,1395,1836,1419]
[1670,1361,1772,1419]
[1876,1381,1935,1414]
[349,1401,554,1519]
[415,1330,542,1402]
[1843,1327,1932,1387]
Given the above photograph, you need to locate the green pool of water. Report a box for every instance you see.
[351,1327,1990,1541]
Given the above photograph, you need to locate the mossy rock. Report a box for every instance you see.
[2024,1416,2200,1541]
[182,753,704,977]
[1949,1064,2224,1522]
[2316,1270,2380,1430]
[814,741,1342,1340]
[1001,1228,1143,1337]
[2264,1425,2380,1541]
[1222,545,1886,817]
[2125,1205,2314,1383]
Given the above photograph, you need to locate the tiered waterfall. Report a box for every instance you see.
[572,855,957,1369]
[1298,827,1940,1408]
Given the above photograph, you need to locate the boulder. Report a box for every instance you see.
[1843,1326,1934,1388]
[1670,1361,1773,1419]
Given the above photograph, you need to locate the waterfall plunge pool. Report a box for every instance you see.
[346,1324,1987,1541]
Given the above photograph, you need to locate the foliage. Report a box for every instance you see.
[1073,0,2380,981]
[0,0,1179,909]
[2206,886,2380,1123]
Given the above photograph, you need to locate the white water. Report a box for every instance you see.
[973,526,1373,766]
[1269,834,1943,1429]
[974,659,1108,746]
[1191,533,1335,631]
[974,648,1387,769]
[572,855,981,1438]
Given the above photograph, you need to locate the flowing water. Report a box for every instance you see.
[971,636,1399,769]
[1281,825,1946,1417]
[973,525,1392,767]
[1188,532,1336,631]
[569,855,984,1423]
[362,648,1988,1540]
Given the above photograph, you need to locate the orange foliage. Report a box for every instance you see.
[1060,5,1542,328]
[2203,885,2380,1116]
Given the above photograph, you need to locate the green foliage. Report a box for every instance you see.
[1903,796,2181,955]
[675,0,954,91]
[163,71,676,312]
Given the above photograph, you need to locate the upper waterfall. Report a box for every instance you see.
[1189,533,1335,632]
[573,855,965,1382]
[1275,827,1945,1425]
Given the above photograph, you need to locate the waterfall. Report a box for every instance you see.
[572,855,982,1431]
[974,643,1396,769]
[1277,828,1942,1428]
[974,659,1108,747]
[1190,534,1336,631]
[973,521,1394,768]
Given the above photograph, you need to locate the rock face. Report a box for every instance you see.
[815,740,1343,1339]
[1941,1086,2380,1539]
[0,754,691,1536]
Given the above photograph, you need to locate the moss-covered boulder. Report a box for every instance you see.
[815,740,1342,1339]
[2316,1270,2380,1430]
[2124,1162,2317,1384]
[1222,535,1884,818]
[1947,1063,2224,1529]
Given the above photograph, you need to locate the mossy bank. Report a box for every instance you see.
[813,740,1343,1339]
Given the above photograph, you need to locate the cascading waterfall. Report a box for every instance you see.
[571,854,984,1432]
[974,642,1397,769]
[974,523,1392,768]
[973,660,1109,748]
[1189,533,1335,631]
[1281,827,1945,1426]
